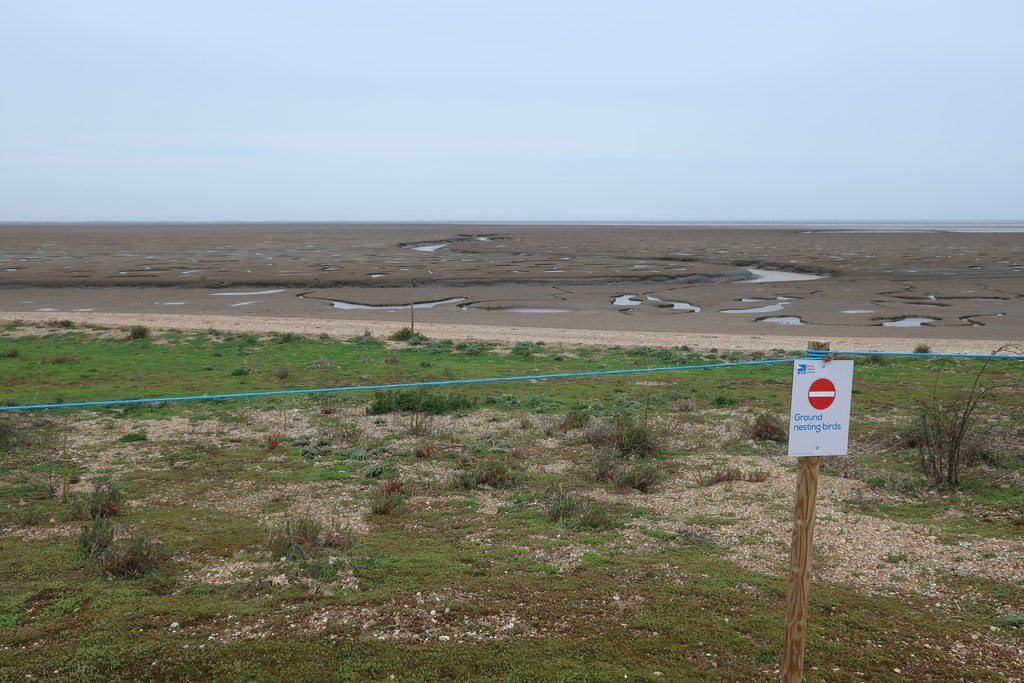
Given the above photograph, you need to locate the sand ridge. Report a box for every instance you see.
[1,311,1016,356]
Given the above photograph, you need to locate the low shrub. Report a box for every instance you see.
[366,390,475,416]
[584,413,662,458]
[508,443,532,461]
[750,412,787,442]
[68,482,127,520]
[1,347,19,359]
[455,458,516,490]
[80,516,115,556]
[265,432,285,452]
[369,479,407,516]
[272,365,291,380]
[267,517,323,561]
[388,327,414,341]
[693,468,769,487]
[383,353,400,365]
[592,450,618,483]
[100,535,171,578]
[126,325,149,341]
[545,486,616,530]
[559,409,591,431]
[913,343,931,354]
[612,462,661,493]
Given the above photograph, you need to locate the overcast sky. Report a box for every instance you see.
[2,1,1022,221]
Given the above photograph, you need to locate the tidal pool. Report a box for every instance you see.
[881,317,938,327]
[759,316,803,325]
[330,297,466,311]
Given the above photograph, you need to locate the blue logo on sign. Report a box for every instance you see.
[797,363,807,375]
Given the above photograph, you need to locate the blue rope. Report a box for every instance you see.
[0,358,794,413]
[836,350,1024,360]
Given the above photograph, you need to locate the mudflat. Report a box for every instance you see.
[1,222,1021,348]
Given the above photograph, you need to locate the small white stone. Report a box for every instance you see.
[169,622,180,629]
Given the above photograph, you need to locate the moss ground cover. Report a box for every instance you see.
[1,323,1021,681]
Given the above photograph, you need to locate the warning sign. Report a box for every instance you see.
[807,378,836,410]
[788,360,854,457]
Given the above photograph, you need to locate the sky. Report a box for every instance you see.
[2,1,1023,222]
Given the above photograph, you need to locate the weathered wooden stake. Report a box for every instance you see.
[410,299,415,335]
[782,340,829,683]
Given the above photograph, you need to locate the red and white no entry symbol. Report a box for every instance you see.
[807,378,836,410]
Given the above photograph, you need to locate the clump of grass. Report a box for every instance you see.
[612,462,661,493]
[323,521,358,550]
[584,413,662,458]
[275,332,301,343]
[42,354,78,365]
[126,325,149,341]
[711,395,737,407]
[508,443,532,461]
[455,458,516,490]
[749,412,787,442]
[674,398,697,413]
[48,319,76,329]
[693,468,769,487]
[559,408,591,431]
[80,516,115,556]
[265,432,285,452]
[545,486,616,530]
[267,517,323,561]
[16,505,48,526]
[68,482,128,520]
[310,357,335,369]
[369,479,407,516]
[388,327,414,341]
[231,367,250,376]
[117,429,148,443]
[100,535,171,578]
[272,365,291,381]
[1,347,19,359]
[413,441,440,459]
[592,450,618,483]
[913,343,931,354]
[383,352,400,365]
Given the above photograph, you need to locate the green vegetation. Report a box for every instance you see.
[0,323,1021,681]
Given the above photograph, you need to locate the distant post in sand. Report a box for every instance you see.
[409,299,415,335]
[782,340,854,683]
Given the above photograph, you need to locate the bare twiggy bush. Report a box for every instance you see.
[749,412,787,442]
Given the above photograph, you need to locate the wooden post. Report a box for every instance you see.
[410,299,415,335]
[782,340,829,683]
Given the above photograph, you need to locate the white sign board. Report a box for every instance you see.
[788,360,854,457]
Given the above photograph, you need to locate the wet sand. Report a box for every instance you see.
[1,222,1021,349]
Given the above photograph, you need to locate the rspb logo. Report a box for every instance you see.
[796,363,814,375]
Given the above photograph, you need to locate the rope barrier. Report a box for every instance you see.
[834,350,1024,360]
[3,348,1020,414]
[0,358,794,413]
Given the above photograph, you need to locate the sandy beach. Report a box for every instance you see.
[2,222,1021,351]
